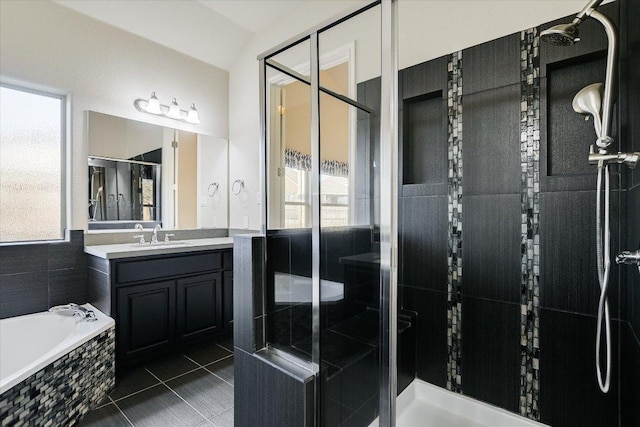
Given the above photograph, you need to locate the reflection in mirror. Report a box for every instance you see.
[87,111,228,230]
[88,157,161,224]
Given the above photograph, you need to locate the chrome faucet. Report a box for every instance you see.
[49,303,97,322]
[151,224,162,244]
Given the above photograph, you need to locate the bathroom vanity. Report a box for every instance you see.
[85,238,233,368]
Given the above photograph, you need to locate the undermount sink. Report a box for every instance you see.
[130,241,189,249]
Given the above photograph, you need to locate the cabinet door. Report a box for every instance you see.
[177,272,222,342]
[223,269,233,329]
[116,280,176,360]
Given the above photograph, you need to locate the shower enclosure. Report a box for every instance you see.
[258,2,398,425]
[236,0,640,426]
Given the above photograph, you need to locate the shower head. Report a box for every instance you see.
[540,23,580,46]
[540,0,605,46]
[540,0,616,151]
[573,83,604,138]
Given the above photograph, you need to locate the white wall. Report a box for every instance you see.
[197,135,229,229]
[227,0,595,230]
[0,0,229,231]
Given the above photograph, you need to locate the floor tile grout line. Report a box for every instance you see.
[183,351,233,369]
[206,407,234,427]
[112,353,234,403]
[109,396,136,427]
[110,382,163,404]
[202,365,234,388]
[144,367,229,424]
[215,342,234,353]
[147,364,204,385]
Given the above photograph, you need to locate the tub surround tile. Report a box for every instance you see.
[48,267,88,307]
[0,327,115,427]
[0,229,88,319]
[0,244,48,275]
[0,272,48,318]
[117,384,207,427]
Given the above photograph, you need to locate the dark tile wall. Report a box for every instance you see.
[0,230,88,319]
[621,0,640,423]
[539,310,620,427]
[388,1,637,425]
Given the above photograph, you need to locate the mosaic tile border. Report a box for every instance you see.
[519,27,541,421]
[0,327,115,427]
[446,50,463,393]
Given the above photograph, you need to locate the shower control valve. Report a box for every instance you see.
[616,250,640,265]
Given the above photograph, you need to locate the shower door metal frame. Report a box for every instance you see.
[258,0,399,424]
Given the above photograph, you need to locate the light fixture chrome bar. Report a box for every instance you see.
[266,58,375,114]
[379,0,399,425]
[310,32,321,376]
[133,96,200,124]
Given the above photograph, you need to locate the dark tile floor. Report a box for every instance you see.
[80,337,234,427]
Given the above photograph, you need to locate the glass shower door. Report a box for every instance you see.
[260,2,397,425]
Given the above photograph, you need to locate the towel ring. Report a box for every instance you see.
[232,179,244,196]
[207,182,219,197]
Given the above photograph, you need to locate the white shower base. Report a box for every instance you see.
[369,379,549,427]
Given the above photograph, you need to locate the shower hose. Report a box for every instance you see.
[595,162,611,393]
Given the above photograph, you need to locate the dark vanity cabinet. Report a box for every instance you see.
[176,272,222,342]
[88,249,233,366]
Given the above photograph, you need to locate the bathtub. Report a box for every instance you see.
[0,304,115,426]
[369,379,549,427]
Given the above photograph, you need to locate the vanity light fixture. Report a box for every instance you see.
[134,92,200,124]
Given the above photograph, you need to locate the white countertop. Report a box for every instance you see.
[84,237,234,259]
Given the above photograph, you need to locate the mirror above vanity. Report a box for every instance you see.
[87,111,228,232]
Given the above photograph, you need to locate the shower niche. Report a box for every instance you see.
[88,156,161,225]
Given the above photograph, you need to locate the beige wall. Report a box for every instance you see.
[177,131,198,229]
[283,63,349,163]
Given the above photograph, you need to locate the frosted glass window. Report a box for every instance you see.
[0,85,64,242]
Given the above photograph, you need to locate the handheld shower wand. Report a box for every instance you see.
[540,0,620,395]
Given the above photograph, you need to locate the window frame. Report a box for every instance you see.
[0,82,67,245]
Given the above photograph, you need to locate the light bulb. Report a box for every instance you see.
[167,98,181,119]
[186,103,200,124]
[146,92,162,115]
